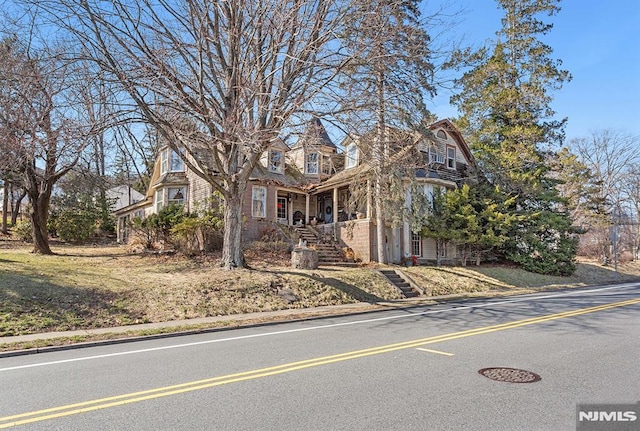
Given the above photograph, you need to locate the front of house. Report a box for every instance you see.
[115,118,478,264]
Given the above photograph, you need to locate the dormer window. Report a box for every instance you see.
[446,145,456,170]
[305,152,318,174]
[268,149,284,174]
[160,148,184,174]
[345,143,358,169]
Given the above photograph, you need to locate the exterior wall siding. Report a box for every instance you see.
[186,169,212,213]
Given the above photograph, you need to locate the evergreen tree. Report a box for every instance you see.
[449,0,577,275]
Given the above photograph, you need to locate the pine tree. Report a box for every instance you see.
[450,0,577,275]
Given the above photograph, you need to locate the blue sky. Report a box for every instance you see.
[429,0,640,143]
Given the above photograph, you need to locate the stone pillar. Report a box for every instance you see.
[291,247,318,269]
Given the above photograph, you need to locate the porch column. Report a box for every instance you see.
[403,221,411,258]
[288,195,293,226]
[305,194,310,224]
[333,187,339,223]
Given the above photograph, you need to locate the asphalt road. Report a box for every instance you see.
[1,282,639,431]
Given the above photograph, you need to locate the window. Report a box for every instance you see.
[305,152,318,174]
[447,146,456,170]
[437,130,447,140]
[252,186,267,218]
[167,187,186,206]
[160,149,184,174]
[411,233,422,257]
[160,150,168,174]
[269,149,283,174]
[154,189,164,212]
[345,143,358,169]
[439,242,448,258]
[277,196,287,220]
[322,155,332,175]
[170,151,184,172]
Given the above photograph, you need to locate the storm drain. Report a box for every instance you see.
[478,367,541,383]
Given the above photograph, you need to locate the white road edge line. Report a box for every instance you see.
[1,282,638,372]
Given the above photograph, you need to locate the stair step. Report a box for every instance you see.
[380,270,417,298]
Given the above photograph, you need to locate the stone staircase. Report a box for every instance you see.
[379,269,418,298]
[293,226,351,265]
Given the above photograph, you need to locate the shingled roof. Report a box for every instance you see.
[292,118,336,149]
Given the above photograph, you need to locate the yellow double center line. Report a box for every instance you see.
[2,296,639,428]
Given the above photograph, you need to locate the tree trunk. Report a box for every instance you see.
[30,194,53,254]
[374,70,387,264]
[11,188,26,226]
[220,183,246,269]
[26,173,54,255]
[1,179,8,234]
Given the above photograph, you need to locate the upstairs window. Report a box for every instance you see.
[160,151,168,175]
[170,151,184,172]
[161,149,184,174]
[437,130,447,140]
[252,186,267,218]
[322,155,332,175]
[305,152,318,174]
[345,143,358,169]
[446,146,456,170]
[268,149,284,174]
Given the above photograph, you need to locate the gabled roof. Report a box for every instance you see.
[269,137,290,152]
[313,120,476,192]
[429,119,476,168]
[249,162,310,190]
[292,118,336,149]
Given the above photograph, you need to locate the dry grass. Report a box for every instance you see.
[1,240,638,338]
[404,258,640,296]
[0,242,400,337]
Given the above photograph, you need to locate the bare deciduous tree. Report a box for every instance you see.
[338,0,437,263]
[570,129,640,260]
[34,0,351,268]
[0,38,90,253]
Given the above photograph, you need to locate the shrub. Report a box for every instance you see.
[128,204,189,250]
[52,210,96,243]
[13,220,33,242]
[171,216,223,255]
[245,240,291,255]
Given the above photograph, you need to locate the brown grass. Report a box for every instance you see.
[0,242,401,337]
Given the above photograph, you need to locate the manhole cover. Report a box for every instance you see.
[478,367,541,383]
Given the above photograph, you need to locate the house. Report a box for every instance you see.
[114,118,478,263]
[106,186,145,212]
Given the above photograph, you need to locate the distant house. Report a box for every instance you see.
[115,118,478,263]
[106,186,145,212]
